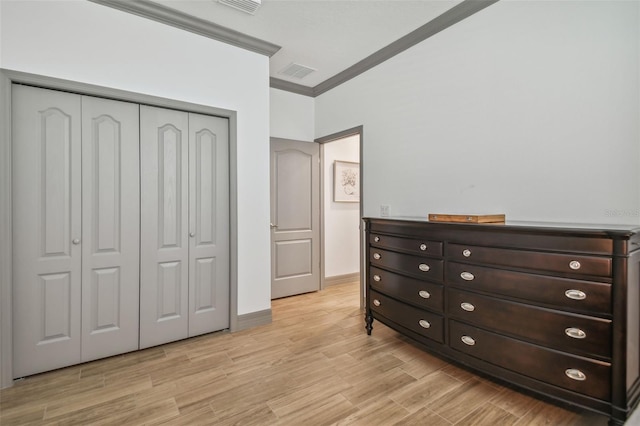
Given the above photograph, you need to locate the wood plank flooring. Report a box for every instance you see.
[0,282,616,425]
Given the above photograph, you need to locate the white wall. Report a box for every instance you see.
[316,0,640,225]
[324,135,360,278]
[0,0,272,315]
[270,88,315,141]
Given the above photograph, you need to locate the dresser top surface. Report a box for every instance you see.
[365,216,640,237]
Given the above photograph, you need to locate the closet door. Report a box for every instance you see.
[188,113,229,336]
[12,85,82,377]
[140,106,189,349]
[81,96,140,361]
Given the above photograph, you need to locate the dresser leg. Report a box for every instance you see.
[608,417,625,426]
[365,313,373,335]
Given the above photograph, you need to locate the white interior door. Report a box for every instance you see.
[140,106,189,349]
[12,85,82,377]
[188,112,230,336]
[270,138,320,299]
[80,96,140,361]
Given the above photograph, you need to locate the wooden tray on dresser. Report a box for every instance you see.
[428,213,505,224]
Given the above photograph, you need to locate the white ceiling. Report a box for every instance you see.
[149,0,464,88]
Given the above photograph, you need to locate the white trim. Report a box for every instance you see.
[0,68,240,387]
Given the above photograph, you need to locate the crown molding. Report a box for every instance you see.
[88,0,281,57]
[89,0,498,97]
[313,0,500,97]
[269,78,315,97]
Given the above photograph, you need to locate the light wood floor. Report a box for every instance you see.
[0,282,617,425]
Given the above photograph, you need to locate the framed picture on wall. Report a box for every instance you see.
[334,160,360,203]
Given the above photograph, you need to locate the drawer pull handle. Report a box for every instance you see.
[565,368,587,381]
[374,236,380,242]
[418,263,430,272]
[565,328,587,339]
[569,260,581,270]
[462,249,472,257]
[373,299,381,307]
[373,274,381,282]
[420,244,427,251]
[460,272,475,281]
[565,289,586,300]
[461,302,475,312]
[373,253,381,260]
[418,290,431,299]
[419,320,431,329]
[461,335,476,346]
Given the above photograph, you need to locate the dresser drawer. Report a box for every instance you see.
[447,289,611,359]
[447,243,612,278]
[447,262,612,315]
[370,267,443,312]
[369,248,443,282]
[370,290,444,343]
[370,233,443,256]
[449,320,611,401]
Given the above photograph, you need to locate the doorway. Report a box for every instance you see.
[316,127,364,306]
[269,128,364,304]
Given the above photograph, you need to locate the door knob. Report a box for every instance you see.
[72,239,80,245]
[189,232,195,237]
[270,223,278,229]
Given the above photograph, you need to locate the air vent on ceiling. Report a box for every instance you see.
[218,0,261,15]
[278,63,316,80]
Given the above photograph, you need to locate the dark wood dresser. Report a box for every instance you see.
[364,217,640,425]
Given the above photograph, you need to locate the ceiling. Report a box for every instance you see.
[147,0,466,90]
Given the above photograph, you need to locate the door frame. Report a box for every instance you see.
[315,126,364,305]
[0,68,239,388]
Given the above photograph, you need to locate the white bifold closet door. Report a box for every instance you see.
[140,105,229,349]
[12,85,140,378]
[80,96,140,362]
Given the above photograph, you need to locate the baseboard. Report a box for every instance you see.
[235,309,272,331]
[325,272,360,287]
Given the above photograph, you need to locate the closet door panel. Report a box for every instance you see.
[140,105,189,349]
[81,96,140,361]
[12,85,82,378]
[188,113,230,336]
